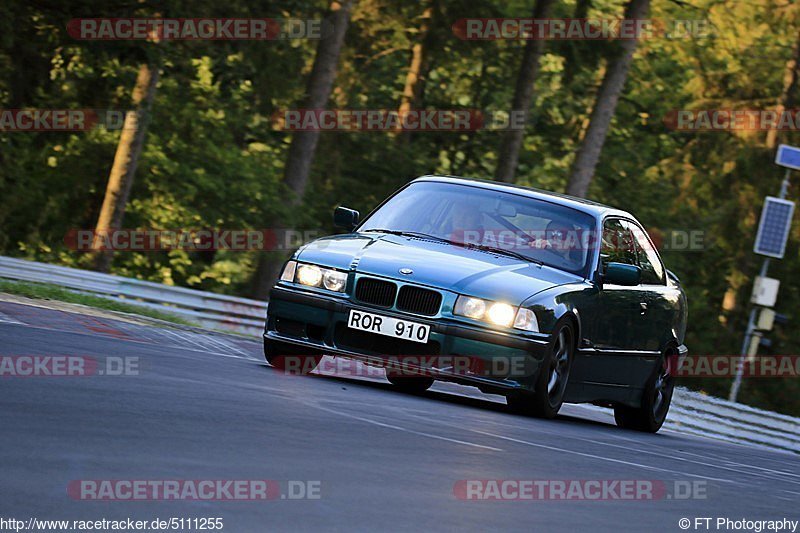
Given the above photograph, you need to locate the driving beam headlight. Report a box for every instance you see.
[486,302,515,327]
[296,264,323,287]
[513,308,539,332]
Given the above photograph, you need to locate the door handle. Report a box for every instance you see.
[639,302,648,314]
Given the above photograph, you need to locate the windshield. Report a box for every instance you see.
[358,181,596,276]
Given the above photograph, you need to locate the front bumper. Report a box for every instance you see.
[264,285,551,393]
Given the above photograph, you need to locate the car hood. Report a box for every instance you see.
[295,233,580,304]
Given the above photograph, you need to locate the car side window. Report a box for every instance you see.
[627,222,665,285]
[600,218,637,272]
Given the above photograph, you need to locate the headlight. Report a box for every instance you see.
[486,302,515,327]
[513,308,539,332]
[290,263,347,293]
[454,296,485,319]
[296,264,323,286]
[323,269,347,292]
[454,295,538,332]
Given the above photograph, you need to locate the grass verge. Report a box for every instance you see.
[0,279,195,326]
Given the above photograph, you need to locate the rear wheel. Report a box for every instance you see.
[386,372,434,393]
[507,321,574,419]
[614,348,676,433]
[263,339,321,375]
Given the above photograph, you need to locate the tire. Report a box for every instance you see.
[263,338,321,375]
[506,320,574,419]
[386,372,434,393]
[614,348,676,433]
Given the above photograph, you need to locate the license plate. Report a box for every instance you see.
[347,309,430,344]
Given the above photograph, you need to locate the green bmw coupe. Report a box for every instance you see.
[264,176,688,433]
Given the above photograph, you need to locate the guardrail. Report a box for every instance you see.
[581,388,800,454]
[665,387,800,454]
[1,255,798,453]
[0,256,267,336]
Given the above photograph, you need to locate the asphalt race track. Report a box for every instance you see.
[1,299,799,532]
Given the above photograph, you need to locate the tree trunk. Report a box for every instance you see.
[250,0,354,300]
[561,0,593,87]
[397,4,434,142]
[565,0,650,198]
[766,28,800,149]
[494,0,555,183]
[92,62,159,272]
[283,0,354,199]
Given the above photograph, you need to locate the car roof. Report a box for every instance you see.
[413,175,633,220]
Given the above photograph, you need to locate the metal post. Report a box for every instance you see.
[779,168,791,199]
[729,168,791,403]
[729,259,769,402]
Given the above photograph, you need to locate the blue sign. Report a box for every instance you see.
[775,144,800,170]
[754,197,795,259]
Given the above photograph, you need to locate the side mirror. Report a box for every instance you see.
[604,262,641,286]
[334,206,359,231]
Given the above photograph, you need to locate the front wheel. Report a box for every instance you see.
[614,349,676,433]
[507,321,574,419]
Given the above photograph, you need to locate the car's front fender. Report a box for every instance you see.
[520,282,598,342]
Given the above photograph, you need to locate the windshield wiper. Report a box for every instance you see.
[364,229,453,244]
[463,242,541,264]
[366,228,540,264]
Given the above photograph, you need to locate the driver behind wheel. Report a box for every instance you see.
[544,220,583,269]
[449,201,486,246]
